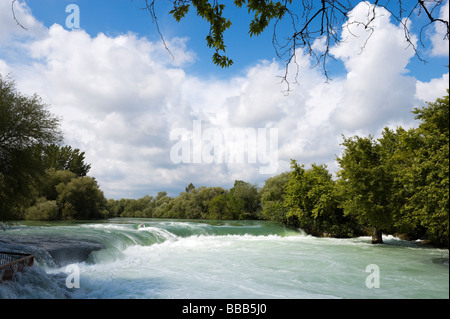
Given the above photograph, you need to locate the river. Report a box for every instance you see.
[0,218,448,299]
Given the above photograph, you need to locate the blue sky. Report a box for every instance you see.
[24,0,280,77]
[1,0,449,199]
[23,0,448,80]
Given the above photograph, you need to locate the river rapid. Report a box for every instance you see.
[0,218,448,299]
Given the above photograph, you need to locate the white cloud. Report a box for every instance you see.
[1,1,448,198]
[330,2,419,133]
[0,59,11,74]
[430,0,449,57]
[0,0,46,44]
[2,7,199,197]
[416,72,450,103]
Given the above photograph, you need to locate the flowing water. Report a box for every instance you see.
[0,218,448,299]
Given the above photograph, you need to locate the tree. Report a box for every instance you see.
[37,169,77,201]
[160,186,230,219]
[185,182,195,193]
[381,91,449,247]
[25,198,58,221]
[409,91,449,247]
[377,126,422,237]
[284,161,360,237]
[337,135,394,243]
[152,191,172,217]
[163,191,193,218]
[228,180,260,219]
[208,193,231,220]
[334,91,448,246]
[56,176,108,220]
[259,172,291,225]
[145,0,449,85]
[41,144,91,177]
[196,186,229,219]
[0,74,62,220]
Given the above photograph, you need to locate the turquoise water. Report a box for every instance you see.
[0,219,448,299]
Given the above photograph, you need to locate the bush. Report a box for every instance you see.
[25,198,58,221]
[56,176,107,220]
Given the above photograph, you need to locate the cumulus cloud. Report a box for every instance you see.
[1,2,197,198]
[416,72,450,103]
[0,0,46,44]
[330,2,419,133]
[430,0,449,57]
[1,0,448,198]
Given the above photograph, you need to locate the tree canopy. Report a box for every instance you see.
[336,135,394,243]
[379,91,449,246]
[145,0,449,83]
[0,74,62,220]
[0,74,106,221]
[41,144,91,177]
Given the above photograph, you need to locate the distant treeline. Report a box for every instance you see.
[1,74,448,247]
[108,181,259,221]
[106,172,363,239]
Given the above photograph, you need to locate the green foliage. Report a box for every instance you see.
[379,91,449,247]
[0,74,62,220]
[336,135,394,243]
[20,169,108,221]
[171,0,233,67]
[246,0,289,37]
[153,191,173,217]
[196,186,230,219]
[109,182,259,221]
[0,74,106,222]
[108,197,154,218]
[259,172,290,225]
[56,176,108,220]
[167,0,292,68]
[208,193,231,220]
[41,144,91,177]
[228,180,260,219]
[378,127,422,237]
[148,185,232,220]
[38,169,77,201]
[169,3,190,21]
[410,92,449,247]
[25,198,58,221]
[284,161,362,237]
[334,91,449,246]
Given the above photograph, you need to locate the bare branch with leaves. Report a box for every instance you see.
[142,0,448,90]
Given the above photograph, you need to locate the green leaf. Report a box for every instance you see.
[169,4,190,22]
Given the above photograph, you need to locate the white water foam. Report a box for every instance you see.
[1,220,448,299]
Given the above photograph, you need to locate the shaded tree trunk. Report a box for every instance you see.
[372,227,383,244]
